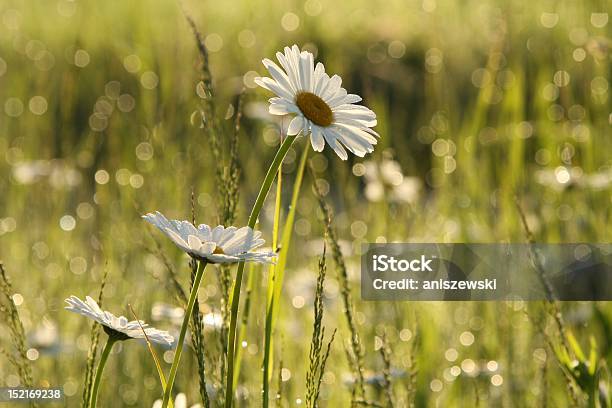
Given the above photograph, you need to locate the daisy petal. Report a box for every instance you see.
[322,75,342,101]
[310,126,325,152]
[276,51,300,92]
[254,77,294,101]
[269,101,296,115]
[322,128,348,160]
[287,115,306,135]
[262,58,296,95]
[335,123,379,144]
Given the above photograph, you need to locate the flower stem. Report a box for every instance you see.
[90,336,116,408]
[225,134,297,407]
[161,260,207,408]
[263,144,309,407]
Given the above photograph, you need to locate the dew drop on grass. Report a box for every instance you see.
[105,81,121,99]
[352,163,366,176]
[141,71,159,89]
[491,374,503,386]
[281,368,291,382]
[117,94,135,112]
[163,350,174,363]
[129,174,144,189]
[450,366,461,377]
[590,13,609,28]
[12,293,23,306]
[460,359,476,374]
[205,33,223,52]
[59,215,76,231]
[281,12,300,31]
[70,257,87,275]
[445,348,458,362]
[63,379,78,396]
[74,49,90,67]
[4,97,23,117]
[29,96,48,115]
[243,70,259,88]
[94,169,110,184]
[292,295,305,309]
[388,40,406,58]
[540,12,559,28]
[123,54,141,73]
[400,328,412,341]
[238,30,256,48]
[26,348,39,361]
[430,379,443,392]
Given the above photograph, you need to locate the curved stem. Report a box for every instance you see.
[225,135,297,408]
[162,260,207,408]
[90,336,116,408]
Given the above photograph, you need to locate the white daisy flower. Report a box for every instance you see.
[65,295,174,345]
[142,211,276,264]
[255,44,379,160]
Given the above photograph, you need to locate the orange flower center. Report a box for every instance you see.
[213,246,225,255]
[295,92,333,127]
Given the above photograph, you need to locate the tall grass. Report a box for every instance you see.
[311,164,366,401]
[378,334,395,407]
[305,239,336,408]
[0,262,35,394]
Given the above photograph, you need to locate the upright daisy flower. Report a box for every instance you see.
[255,44,379,160]
[142,211,276,264]
[65,296,173,408]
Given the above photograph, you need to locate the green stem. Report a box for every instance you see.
[263,144,309,407]
[262,159,284,408]
[225,134,297,408]
[90,336,116,408]
[232,262,256,391]
[162,260,207,408]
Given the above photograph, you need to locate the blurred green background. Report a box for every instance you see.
[0,0,610,406]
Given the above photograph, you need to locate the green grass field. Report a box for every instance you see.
[0,0,610,406]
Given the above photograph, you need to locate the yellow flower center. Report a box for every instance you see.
[295,92,333,127]
[213,246,225,255]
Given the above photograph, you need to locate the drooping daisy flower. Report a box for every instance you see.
[255,44,379,160]
[65,295,174,345]
[142,211,276,264]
